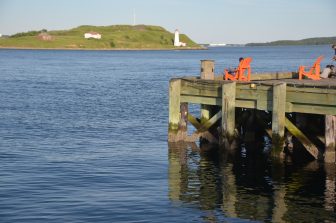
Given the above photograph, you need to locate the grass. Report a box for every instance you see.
[0,25,202,50]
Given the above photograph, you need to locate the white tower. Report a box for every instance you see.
[174,29,180,47]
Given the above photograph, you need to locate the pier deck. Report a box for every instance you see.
[168,61,336,163]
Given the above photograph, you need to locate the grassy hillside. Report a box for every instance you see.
[246,36,336,46]
[0,25,201,49]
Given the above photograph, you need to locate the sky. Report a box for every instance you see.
[0,0,335,44]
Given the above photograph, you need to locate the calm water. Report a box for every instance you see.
[0,46,335,222]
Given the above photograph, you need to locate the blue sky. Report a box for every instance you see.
[0,0,334,43]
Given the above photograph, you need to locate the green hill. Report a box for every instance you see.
[0,25,202,50]
[246,36,336,46]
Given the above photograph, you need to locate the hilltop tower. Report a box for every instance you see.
[174,29,186,47]
[174,29,180,47]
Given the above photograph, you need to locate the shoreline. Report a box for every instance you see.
[0,46,207,51]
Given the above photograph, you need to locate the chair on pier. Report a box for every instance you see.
[298,55,324,80]
[224,57,252,81]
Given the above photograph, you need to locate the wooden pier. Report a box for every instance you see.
[168,60,336,163]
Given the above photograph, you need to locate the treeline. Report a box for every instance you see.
[246,36,336,46]
[10,29,48,38]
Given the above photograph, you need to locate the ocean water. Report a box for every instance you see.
[0,46,335,222]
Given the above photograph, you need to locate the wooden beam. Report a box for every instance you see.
[285,117,319,159]
[180,94,336,115]
[221,82,236,144]
[187,111,222,132]
[287,91,336,106]
[272,83,287,156]
[201,110,221,131]
[187,113,202,130]
[181,95,221,106]
[290,104,336,115]
[250,72,294,80]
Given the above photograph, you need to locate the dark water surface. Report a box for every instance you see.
[0,46,335,222]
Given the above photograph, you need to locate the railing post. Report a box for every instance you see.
[272,83,286,156]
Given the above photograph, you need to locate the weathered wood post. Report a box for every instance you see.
[272,83,286,157]
[325,115,336,163]
[168,79,188,142]
[200,60,215,123]
[221,82,237,148]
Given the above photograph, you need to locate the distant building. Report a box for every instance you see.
[37,32,53,41]
[84,32,102,39]
[174,29,186,47]
[209,43,227,47]
[0,34,2,38]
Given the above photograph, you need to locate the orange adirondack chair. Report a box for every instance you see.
[298,56,324,80]
[224,57,252,81]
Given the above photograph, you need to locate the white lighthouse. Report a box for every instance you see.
[174,29,186,47]
[174,29,180,46]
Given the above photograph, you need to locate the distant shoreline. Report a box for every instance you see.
[246,36,336,46]
[0,46,206,51]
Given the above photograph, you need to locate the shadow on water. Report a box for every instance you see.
[168,142,336,222]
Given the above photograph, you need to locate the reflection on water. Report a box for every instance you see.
[168,142,336,222]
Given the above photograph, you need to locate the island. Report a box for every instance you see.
[0,25,203,50]
[246,36,336,46]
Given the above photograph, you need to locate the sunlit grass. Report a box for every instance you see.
[0,25,201,49]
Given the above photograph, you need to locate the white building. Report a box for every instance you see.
[174,29,186,47]
[84,32,102,39]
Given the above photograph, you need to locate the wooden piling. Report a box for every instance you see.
[200,60,215,123]
[325,115,336,163]
[168,79,187,142]
[168,79,180,132]
[200,59,215,80]
[221,82,237,147]
[272,83,286,157]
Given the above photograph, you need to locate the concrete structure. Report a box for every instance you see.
[84,32,102,39]
[174,29,186,47]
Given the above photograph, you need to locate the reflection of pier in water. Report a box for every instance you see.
[168,142,336,222]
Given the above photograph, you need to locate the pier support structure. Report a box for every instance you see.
[221,82,237,148]
[271,83,286,156]
[325,115,336,163]
[168,60,336,163]
[168,79,187,142]
[200,60,215,123]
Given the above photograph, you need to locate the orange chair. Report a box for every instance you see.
[298,56,324,80]
[224,57,252,81]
